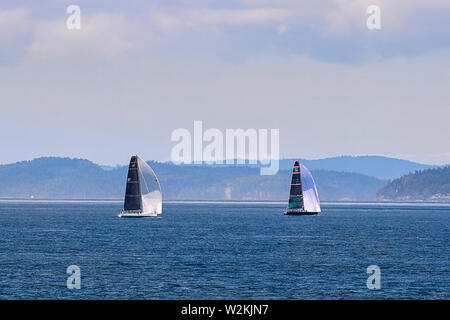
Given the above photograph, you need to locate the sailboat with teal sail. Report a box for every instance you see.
[284,161,321,215]
[118,155,162,218]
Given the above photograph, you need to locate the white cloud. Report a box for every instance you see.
[152,8,291,32]
[0,7,28,27]
[0,2,448,164]
[185,8,291,26]
[319,0,450,35]
[277,24,288,34]
[152,12,181,33]
[241,0,450,35]
[0,8,30,43]
[25,13,134,60]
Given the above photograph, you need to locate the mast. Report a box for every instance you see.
[287,161,304,211]
[123,155,142,212]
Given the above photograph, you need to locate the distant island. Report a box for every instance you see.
[377,166,450,202]
[0,156,447,202]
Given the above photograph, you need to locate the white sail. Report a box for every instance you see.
[300,164,321,213]
[137,157,162,215]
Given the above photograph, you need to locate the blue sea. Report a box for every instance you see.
[0,201,448,299]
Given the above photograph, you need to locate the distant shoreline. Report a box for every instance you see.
[1,198,449,206]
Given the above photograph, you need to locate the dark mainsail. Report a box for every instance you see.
[288,161,303,210]
[123,156,142,211]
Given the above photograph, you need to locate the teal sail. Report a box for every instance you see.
[287,161,303,210]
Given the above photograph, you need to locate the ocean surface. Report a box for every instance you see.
[0,201,448,299]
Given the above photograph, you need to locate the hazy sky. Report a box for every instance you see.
[0,0,449,165]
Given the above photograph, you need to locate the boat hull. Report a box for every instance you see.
[284,210,319,216]
[118,212,159,218]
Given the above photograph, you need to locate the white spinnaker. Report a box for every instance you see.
[137,157,162,214]
[300,164,321,212]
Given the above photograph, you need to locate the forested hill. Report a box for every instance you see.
[0,157,386,201]
[279,156,435,180]
[181,156,435,180]
[377,166,450,202]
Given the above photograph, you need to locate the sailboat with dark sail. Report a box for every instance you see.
[118,155,162,217]
[284,161,321,215]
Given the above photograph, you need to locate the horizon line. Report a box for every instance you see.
[0,154,448,168]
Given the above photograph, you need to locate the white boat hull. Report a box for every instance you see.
[118,211,159,218]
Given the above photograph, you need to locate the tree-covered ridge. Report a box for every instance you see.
[175,156,435,180]
[279,155,435,179]
[377,166,450,202]
[0,157,387,201]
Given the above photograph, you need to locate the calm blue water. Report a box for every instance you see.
[0,201,448,299]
